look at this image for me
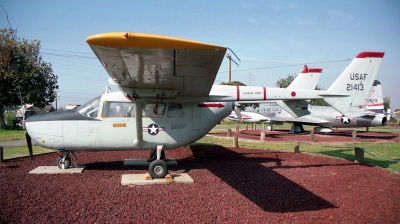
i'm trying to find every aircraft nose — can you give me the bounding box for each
[26,110,65,123]
[25,110,65,138]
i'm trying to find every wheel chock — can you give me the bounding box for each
[144,173,173,180]
[165,174,173,181]
[144,173,153,180]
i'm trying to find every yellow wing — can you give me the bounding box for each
[86,32,227,99]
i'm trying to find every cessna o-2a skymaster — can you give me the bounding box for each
[25,32,384,178]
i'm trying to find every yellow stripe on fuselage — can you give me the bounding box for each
[86,32,226,50]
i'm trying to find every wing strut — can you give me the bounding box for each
[133,99,143,147]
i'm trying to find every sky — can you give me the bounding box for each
[2,0,400,110]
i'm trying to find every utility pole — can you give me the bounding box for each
[225,49,240,83]
[247,73,254,86]
[55,90,58,111]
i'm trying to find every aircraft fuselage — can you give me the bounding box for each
[26,91,232,151]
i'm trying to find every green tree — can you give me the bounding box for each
[310,85,329,106]
[0,28,58,128]
[219,81,258,110]
[383,97,390,111]
[275,74,295,88]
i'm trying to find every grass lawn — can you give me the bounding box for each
[0,128,26,141]
[2,146,55,160]
[195,135,400,173]
[214,120,400,134]
[1,124,399,173]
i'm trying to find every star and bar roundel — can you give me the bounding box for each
[143,123,165,136]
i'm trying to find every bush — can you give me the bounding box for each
[5,113,16,127]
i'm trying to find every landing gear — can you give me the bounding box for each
[267,125,273,131]
[147,148,165,162]
[148,145,168,178]
[56,151,78,169]
[57,156,71,169]
[149,160,168,178]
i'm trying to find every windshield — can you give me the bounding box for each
[77,95,101,118]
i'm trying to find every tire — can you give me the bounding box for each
[149,160,168,178]
[56,156,71,169]
[267,125,273,131]
[147,149,165,162]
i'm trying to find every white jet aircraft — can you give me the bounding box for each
[227,65,322,123]
[24,32,384,178]
[228,75,388,133]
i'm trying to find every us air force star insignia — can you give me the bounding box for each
[148,124,159,135]
[341,116,350,124]
[142,123,165,136]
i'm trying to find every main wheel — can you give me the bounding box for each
[147,149,165,162]
[149,160,168,178]
[267,125,273,131]
[56,156,71,169]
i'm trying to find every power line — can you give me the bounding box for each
[218,58,351,73]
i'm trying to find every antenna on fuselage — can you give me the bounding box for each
[105,86,111,93]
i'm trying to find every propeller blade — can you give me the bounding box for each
[25,131,33,160]
[234,107,243,122]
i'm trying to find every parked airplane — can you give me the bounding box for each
[24,32,384,178]
[229,80,388,133]
[227,65,322,123]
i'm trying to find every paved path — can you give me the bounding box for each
[0,140,37,149]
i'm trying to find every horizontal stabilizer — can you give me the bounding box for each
[274,100,310,118]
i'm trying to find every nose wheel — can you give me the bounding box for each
[56,151,78,169]
[148,145,168,178]
[57,156,71,169]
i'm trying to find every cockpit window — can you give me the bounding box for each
[143,103,165,118]
[77,95,101,118]
[102,101,135,118]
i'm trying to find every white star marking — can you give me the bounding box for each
[149,124,158,134]
[341,116,350,124]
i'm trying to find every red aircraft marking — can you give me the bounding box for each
[198,103,225,108]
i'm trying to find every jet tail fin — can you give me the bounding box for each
[323,52,385,118]
[279,66,323,117]
[287,65,323,90]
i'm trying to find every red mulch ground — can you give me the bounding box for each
[0,143,399,223]
[212,129,400,143]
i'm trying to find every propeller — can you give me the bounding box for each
[26,131,33,159]
[233,103,243,122]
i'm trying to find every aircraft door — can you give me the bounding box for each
[141,103,167,146]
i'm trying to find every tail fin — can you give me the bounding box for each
[364,80,384,114]
[287,65,323,90]
[275,66,323,117]
[324,52,385,118]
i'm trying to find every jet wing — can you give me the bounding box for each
[86,32,227,100]
[267,114,329,125]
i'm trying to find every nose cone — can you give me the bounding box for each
[26,111,64,138]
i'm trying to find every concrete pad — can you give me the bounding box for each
[121,173,194,185]
[123,159,178,166]
[29,166,85,174]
